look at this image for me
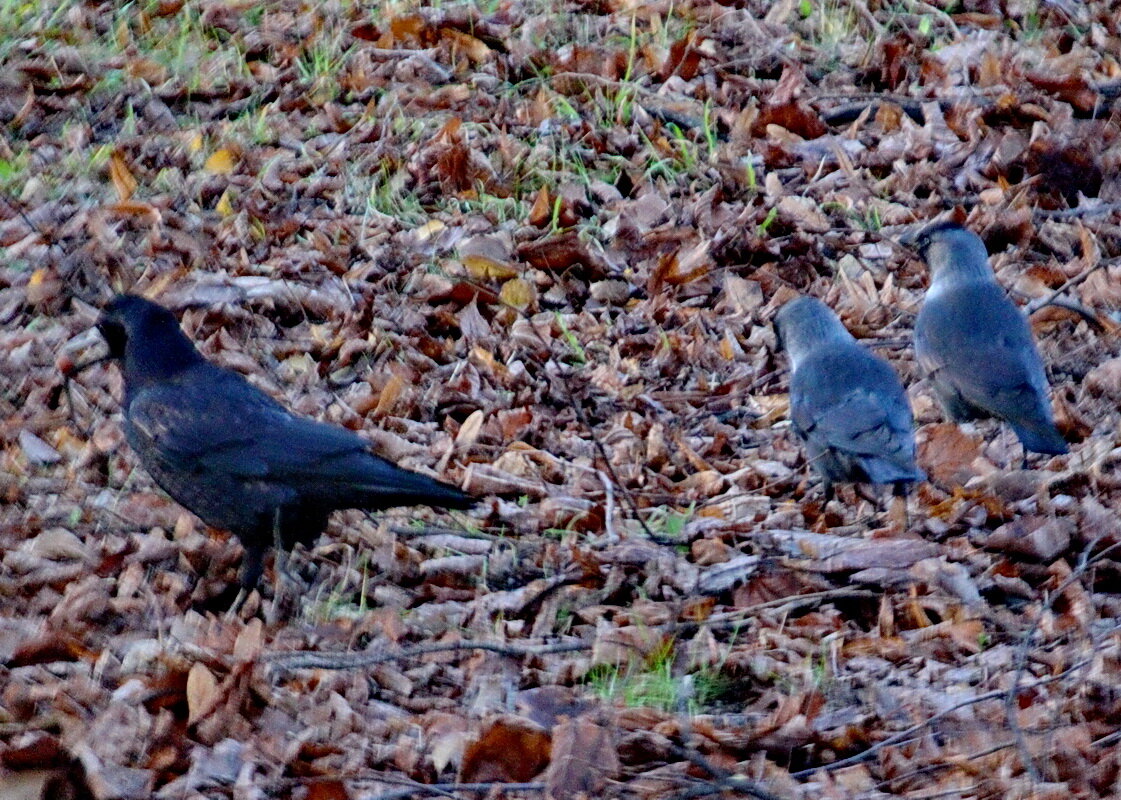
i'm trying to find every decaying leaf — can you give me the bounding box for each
[459,716,551,783]
[545,715,619,800]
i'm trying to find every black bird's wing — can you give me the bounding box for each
[126,364,471,523]
[791,348,923,485]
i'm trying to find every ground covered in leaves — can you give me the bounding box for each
[3,1,1121,798]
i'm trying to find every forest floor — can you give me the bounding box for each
[2,1,1121,798]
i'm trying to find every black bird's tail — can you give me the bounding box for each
[381,482,477,511]
[351,466,477,512]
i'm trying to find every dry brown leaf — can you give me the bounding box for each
[459,716,551,783]
[108,151,137,201]
[528,185,552,227]
[442,28,491,63]
[373,373,406,418]
[454,408,485,449]
[232,618,263,662]
[985,517,1073,561]
[916,423,985,487]
[545,715,619,800]
[186,662,219,725]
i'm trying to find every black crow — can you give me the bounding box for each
[96,294,475,587]
[912,221,1068,455]
[775,295,925,501]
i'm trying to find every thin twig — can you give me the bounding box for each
[597,469,617,542]
[357,781,545,800]
[266,639,589,671]
[1024,257,1115,317]
[842,0,885,37]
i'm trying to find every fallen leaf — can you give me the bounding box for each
[204,148,237,174]
[460,716,551,783]
[109,151,138,201]
[545,715,619,800]
[186,662,219,725]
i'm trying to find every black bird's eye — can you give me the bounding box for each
[98,317,128,358]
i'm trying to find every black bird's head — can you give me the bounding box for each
[773,295,853,368]
[98,294,204,387]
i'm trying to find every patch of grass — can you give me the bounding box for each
[296,34,355,103]
[646,503,694,540]
[447,190,529,225]
[586,641,733,713]
[304,550,371,623]
[554,312,587,366]
[757,206,778,236]
[362,163,427,226]
[800,0,860,52]
[0,151,28,194]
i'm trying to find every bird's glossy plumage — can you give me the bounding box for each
[97,294,475,586]
[912,223,1068,455]
[775,296,924,499]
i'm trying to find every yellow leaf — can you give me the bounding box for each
[29,268,46,287]
[108,151,137,201]
[414,219,446,242]
[204,148,236,174]
[462,254,518,280]
[188,132,204,153]
[499,277,535,310]
[215,188,234,217]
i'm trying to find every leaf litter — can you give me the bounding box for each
[2,1,1121,798]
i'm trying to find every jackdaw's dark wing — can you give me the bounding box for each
[791,348,923,485]
[915,283,1066,453]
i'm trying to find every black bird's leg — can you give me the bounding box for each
[240,543,265,589]
[267,508,287,622]
[225,542,264,619]
[272,508,286,579]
